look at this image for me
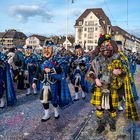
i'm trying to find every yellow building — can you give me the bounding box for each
[0,29,27,48]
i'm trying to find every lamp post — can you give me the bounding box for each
[65,0,74,50]
[65,0,69,50]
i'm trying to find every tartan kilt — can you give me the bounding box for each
[90,87,119,108]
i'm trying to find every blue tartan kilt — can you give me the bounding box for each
[59,78,72,107]
[50,82,59,105]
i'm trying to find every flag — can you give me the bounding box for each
[71,0,74,3]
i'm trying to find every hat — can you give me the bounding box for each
[24,46,32,50]
[16,46,23,49]
[75,44,82,50]
[98,34,111,47]
[44,41,54,47]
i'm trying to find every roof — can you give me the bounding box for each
[59,36,75,44]
[0,32,5,38]
[0,29,27,39]
[75,8,111,27]
[111,26,129,37]
[29,34,46,41]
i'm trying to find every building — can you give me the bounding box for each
[25,34,47,49]
[59,36,75,48]
[111,26,140,52]
[75,8,111,51]
[0,29,27,48]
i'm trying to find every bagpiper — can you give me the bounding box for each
[88,34,139,134]
[70,44,89,101]
[32,41,72,122]
[24,46,38,95]
[0,50,16,108]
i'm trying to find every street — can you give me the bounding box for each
[0,69,140,140]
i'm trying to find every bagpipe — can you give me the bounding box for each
[72,57,87,75]
[41,60,57,84]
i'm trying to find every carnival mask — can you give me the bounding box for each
[25,49,32,56]
[43,46,53,59]
[75,48,83,57]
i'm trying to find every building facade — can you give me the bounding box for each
[111,26,140,52]
[75,8,111,51]
[25,34,46,49]
[59,36,75,48]
[0,29,27,48]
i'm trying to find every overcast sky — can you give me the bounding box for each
[0,0,140,37]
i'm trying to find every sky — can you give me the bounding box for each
[0,0,140,37]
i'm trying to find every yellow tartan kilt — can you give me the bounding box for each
[90,87,119,108]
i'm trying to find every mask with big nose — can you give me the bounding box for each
[43,46,53,59]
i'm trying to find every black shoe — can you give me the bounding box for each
[41,117,50,122]
[110,124,116,132]
[55,115,60,119]
[73,98,79,101]
[96,125,105,134]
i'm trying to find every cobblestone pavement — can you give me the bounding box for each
[0,83,93,140]
[77,67,140,140]
[0,68,140,140]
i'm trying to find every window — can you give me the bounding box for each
[88,21,94,26]
[90,16,92,19]
[79,21,82,25]
[88,27,94,32]
[95,27,98,31]
[88,33,93,39]
[84,34,87,38]
[95,34,97,38]
[85,21,88,25]
[78,28,82,32]
[95,40,97,44]
[88,40,93,43]
[84,28,87,31]
[94,22,98,26]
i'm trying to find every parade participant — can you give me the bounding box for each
[7,47,18,81]
[13,46,25,90]
[0,50,16,108]
[122,48,139,101]
[57,48,70,78]
[24,46,38,95]
[88,34,139,134]
[127,49,137,77]
[70,44,89,101]
[32,41,72,122]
